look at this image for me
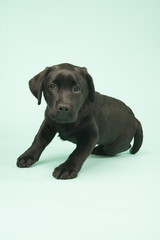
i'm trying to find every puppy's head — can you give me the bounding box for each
[29,63,95,123]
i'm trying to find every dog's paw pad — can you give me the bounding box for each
[17,157,36,168]
[52,166,77,180]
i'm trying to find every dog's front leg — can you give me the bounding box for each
[17,120,57,168]
[53,131,98,179]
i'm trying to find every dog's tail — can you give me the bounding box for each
[130,119,143,154]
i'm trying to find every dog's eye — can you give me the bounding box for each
[73,85,81,93]
[50,84,56,91]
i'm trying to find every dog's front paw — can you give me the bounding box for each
[53,164,78,180]
[17,155,37,168]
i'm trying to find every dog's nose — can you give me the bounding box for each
[58,104,70,112]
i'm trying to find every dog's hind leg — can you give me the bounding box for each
[92,133,132,157]
[103,141,131,156]
[92,145,106,156]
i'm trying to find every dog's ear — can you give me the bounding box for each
[29,67,50,105]
[82,67,95,102]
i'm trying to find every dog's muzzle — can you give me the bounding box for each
[49,104,77,123]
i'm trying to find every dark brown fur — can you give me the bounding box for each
[17,63,143,179]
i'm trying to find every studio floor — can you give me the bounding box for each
[1,137,160,240]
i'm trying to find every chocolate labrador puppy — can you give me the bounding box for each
[17,63,143,179]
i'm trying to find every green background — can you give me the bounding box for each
[0,0,160,239]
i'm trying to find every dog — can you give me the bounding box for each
[17,63,143,179]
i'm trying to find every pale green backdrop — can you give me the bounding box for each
[0,0,160,240]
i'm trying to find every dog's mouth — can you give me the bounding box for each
[49,114,78,124]
[53,118,76,124]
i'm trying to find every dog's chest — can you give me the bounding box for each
[57,126,77,144]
